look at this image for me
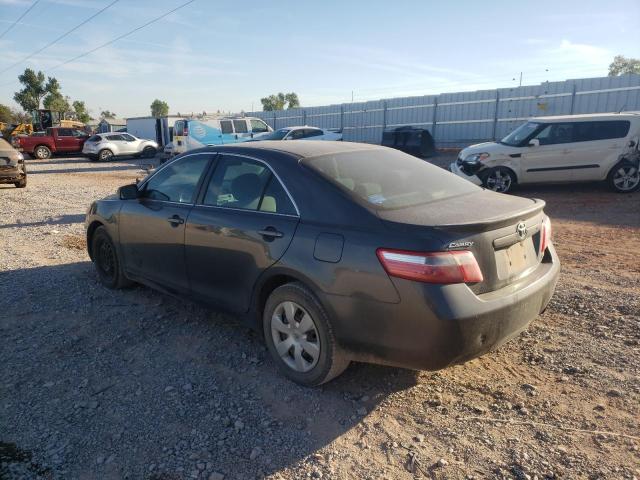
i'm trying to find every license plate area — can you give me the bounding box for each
[494,239,537,280]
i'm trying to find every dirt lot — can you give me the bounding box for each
[1,153,639,480]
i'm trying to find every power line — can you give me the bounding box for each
[0,0,41,40]
[51,0,197,71]
[0,0,120,76]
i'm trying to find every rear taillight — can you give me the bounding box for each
[376,249,483,284]
[540,217,552,255]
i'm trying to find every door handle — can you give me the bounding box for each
[167,215,184,226]
[258,227,283,239]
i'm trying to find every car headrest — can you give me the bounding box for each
[231,173,262,204]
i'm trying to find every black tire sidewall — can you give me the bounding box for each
[263,283,343,386]
[92,227,122,289]
[143,147,156,158]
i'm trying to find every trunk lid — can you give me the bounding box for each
[377,190,547,294]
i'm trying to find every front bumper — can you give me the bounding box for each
[450,160,483,185]
[323,245,560,371]
[0,166,25,183]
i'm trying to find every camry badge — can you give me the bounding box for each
[448,241,474,249]
[516,221,527,241]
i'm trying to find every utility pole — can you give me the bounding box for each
[519,72,523,87]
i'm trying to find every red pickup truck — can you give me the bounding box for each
[16,127,90,159]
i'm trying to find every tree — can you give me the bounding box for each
[608,55,640,76]
[0,104,12,124]
[44,94,71,116]
[13,68,48,111]
[261,92,300,111]
[284,92,300,109]
[73,101,92,123]
[150,99,169,117]
[100,110,117,119]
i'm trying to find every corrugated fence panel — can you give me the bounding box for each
[243,74,640,147]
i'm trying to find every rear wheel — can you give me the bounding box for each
[98,149,114,162]
[483,167,516,193]
[91,226,132,289]
[34,145,51,159]
[263,283,349,386]
[142,146,156,158]
[608,160,640,193]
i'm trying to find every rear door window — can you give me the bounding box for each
[573,120,630,141]
[203,156,297,215]
[57,128,73,137]
[304,128,324,138]
[233,120,248,133]
[220,121,233,134]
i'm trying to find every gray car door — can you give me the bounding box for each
[118,153,212,293]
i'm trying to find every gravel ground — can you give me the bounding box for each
[0,153,639,480]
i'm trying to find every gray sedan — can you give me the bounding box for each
[83,132,158,161]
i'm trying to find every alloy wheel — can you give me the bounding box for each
[485,169,512,192]
[100,150,113,161]
[270,301,320,373]
[612,165,640,192]
[35,147,49,159]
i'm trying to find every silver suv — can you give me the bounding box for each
[83,133,158,161]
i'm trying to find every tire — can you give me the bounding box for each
[607,160,640,193]
[142,146,157,158]
[263,282,350,386]
[14,176,26,188]
[482,167,516,193]
[34,145,51,159]
[98,149,114,162]
[91,226,132,289]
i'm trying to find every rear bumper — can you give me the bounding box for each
[323,244,560,371]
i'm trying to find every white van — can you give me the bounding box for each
[450,112,640,193]
[172,117,272,155]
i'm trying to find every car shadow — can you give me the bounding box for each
[1,262,419,479]
[0,213,85,229]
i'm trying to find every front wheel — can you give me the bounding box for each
[14,176,27,188]
[91,226,132,289]
[142,146,157,158]
[608,160,640,193]
[263,283,349,386]
[483,167,516,193]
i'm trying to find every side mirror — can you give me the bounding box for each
[528,138,540,147]
[119,183,139,200]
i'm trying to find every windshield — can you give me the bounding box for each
[262,128,290,140]
[500,122,541,146]
[304,148,480,210]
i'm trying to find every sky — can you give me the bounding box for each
[0,0,639,119]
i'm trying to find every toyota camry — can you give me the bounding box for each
[85,141,559,386]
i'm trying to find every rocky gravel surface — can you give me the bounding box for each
[1,154,639,479]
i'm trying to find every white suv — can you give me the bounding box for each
[450,112,640,193]
[83,133,158,162]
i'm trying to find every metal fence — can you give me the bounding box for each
[246,74,640,148]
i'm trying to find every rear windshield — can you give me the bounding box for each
[304,148,480,210]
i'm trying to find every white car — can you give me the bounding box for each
[83,132,158,162]
[450,112,640,193]
[257,126,343,141]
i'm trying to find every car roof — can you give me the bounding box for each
[530,111,640,123]
[276,126,322,131]
[216,140,382,159]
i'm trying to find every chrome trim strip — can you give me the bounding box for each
[191,203,299,218]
